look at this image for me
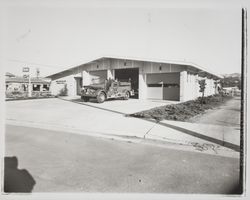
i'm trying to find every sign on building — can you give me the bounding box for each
[23,67,30,72]
[56,80,66,84]
[23,74,29,78]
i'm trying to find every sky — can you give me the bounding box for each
[0,0,243,77]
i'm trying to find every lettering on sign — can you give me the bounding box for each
[23,67,30,72]
[56,80,66,84]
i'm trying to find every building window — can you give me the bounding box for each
[43,84,49,91]
[147,83,179,88]
[147,83,162,87]
[33,84,41,91]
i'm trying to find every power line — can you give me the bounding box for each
[7,59,64,69]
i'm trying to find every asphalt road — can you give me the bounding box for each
[4,124,240,194]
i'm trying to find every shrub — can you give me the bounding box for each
[58,84,68,96]
[130,94,231,122]
[6,91,28,98]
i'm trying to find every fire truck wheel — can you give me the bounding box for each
[97,92,106,103]
[124,91,130,100]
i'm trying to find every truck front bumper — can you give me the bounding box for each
[81,93,97,98]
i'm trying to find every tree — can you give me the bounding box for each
[198,79,206,105]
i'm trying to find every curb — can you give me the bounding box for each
[6,119,239,158]
[5,96,56,101]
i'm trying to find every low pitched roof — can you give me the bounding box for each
[6,77,51,84]
[46,56,222,79]
[5,72,16,77]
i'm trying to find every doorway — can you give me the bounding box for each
[75,77,82,95]
[115,68,139,98]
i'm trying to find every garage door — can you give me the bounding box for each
[146,73,180,101]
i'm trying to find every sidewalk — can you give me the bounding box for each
[147,120,240,151]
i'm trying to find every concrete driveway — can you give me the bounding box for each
[5,97,240,157]
[5,98,169,140]
[60,96,179,114]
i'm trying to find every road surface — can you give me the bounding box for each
[4,124,240,193]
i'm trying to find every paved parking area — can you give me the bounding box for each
[5,98,176,143]
[61,96,179,114]
[5,98,157,139]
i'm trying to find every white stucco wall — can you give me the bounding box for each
[50,75,76,96]
[198,77,216,97]
[138,68,147,100]
[82,71,91,86]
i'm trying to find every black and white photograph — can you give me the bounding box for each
[0,0,248,199]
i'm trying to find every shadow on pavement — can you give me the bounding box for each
[4,156,36,193]
[59,98,240,152]
[227,108,241,112]
[69,98,125,115]
[157,121,240,152]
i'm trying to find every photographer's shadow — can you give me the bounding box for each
[4,156,36,193]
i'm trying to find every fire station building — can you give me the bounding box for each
[47,56,221,102]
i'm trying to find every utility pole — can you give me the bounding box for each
[28,72,32,97]
[23,67,31,97]
[36,68,40,78]
[240,8,247,195]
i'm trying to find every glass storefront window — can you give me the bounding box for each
[33,84,40,91]
[43,84,49,91]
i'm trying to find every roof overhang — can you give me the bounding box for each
[46,55,223,80]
